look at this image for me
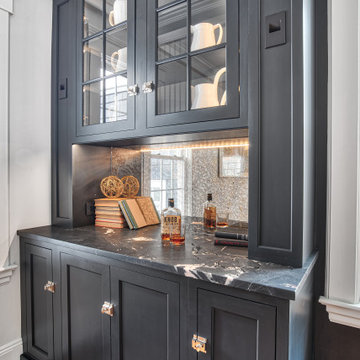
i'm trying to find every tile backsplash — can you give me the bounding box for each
[111,141,248,222]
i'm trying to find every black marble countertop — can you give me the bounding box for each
[18,220,317,301]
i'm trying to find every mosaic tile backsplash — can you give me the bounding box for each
[111,143,248,222]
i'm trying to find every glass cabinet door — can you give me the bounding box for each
[146,0,240,128]
[78,0,136,136]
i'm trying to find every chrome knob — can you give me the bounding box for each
[44,281,56,294]
[101,301,114,317]
[128,84,139,96]
[142,81,154,93]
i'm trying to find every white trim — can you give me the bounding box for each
[356,0,360,303]
[0,0,13,14]
[320,297,360,329]
[0,264,17,286]
[0,338,22,358]
[0,7,11,270]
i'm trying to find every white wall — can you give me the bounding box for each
[320,0,360,329]
[0,0,52,358]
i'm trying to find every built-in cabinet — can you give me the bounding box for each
[52,0,316,268]
[20,238,308,360]
[54,0,247,144]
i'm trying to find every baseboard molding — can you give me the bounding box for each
[0,338,22,359]
[320,296,360,329]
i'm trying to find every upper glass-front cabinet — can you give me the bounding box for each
[146,0,240,128]
[78,0,136,136]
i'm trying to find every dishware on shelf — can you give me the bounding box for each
[190,22,223,52]
[111,47,127,72]
[191,67,226,109]
[109,0,127,26]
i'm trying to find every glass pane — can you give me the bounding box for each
[158,3,187,61]
[158,0,176,8]
[105,75,128,122]
[83,36,103,82]
[83,81,104,125]
[190,0,226,51]
[106,0,127,28]
[191,48,226,110]
[157,59,187,115]
[105,25,127,76]
[84,0,103,37]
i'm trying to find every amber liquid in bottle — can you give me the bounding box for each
[161,199,182,243]
[203,193,216,229]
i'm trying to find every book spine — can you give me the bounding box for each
[119,201,134,230]
[122,201,139,229]
[214,232,248,240]
[214,239,249,247]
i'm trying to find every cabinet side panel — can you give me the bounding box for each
[52,0,76,225]
[259,0,292,250]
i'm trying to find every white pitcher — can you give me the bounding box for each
[109,0,127,26]
[191,67,226,110]
[190,22,223,51]
[111,47,127,72]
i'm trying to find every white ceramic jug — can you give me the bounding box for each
[111,47,127,72]
[191,67,226,110]
[109,0,127,26]
[190,22,223,51]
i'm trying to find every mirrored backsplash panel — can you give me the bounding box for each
[110,138,249,222]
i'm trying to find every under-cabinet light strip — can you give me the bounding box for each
[140,143,249,152]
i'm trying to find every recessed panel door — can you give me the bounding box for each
[111,267,180,360]
[196,289,276,360]
[60,253,111,360]
[25,244,54,360]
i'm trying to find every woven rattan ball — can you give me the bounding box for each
[121,176,140,198]
[100,176,124,198]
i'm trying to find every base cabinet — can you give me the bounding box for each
[111,268,179,360]
[197,290,276,360]
[20,238,312,360]
[24,244,54,360]
[60,253,111,360]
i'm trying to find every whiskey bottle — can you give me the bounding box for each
[161,198,182,241]
[203,193,216,229]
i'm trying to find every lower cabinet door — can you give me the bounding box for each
[196,290,276,360]
[60,253,111,360]
[110,267,180,360]
[24,244,54,360]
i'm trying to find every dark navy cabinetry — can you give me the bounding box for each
[19,230,315,360]
[52,0,316,269]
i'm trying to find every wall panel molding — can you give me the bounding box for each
[0,5,12,270]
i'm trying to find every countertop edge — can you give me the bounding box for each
[18,229,317,301]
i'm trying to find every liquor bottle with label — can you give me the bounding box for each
[161,198,182,241]
[203,193,216,229]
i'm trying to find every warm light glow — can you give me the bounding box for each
[140,142,249,152]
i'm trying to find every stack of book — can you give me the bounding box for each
[94,198,128,229]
